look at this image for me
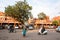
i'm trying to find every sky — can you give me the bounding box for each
[0,0,60,20]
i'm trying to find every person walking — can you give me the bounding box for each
[22,25,27,37]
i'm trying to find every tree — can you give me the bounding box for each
[58,20,60,25]
[29,13,33,19]
[52,20,59,26]
[38,12,46,20]
[5,1,32,24]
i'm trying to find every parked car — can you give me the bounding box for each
[0,26,3,29]
[28,25,34,30]
[15,25,19,29]
[56,26,60,32]
[0,25,5,30]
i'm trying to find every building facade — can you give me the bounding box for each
[0,12,20,27]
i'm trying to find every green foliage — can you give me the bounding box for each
[52,20,59,25]
[58,20,60,24]
[38,12,46,20]
[5,1,32,24]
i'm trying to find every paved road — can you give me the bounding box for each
[0,29,60,40]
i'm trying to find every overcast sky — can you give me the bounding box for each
[0,0,60,20]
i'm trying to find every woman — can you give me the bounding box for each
[22,25,27,37]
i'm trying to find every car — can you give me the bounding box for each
[15,26,19,29]
[28,25,34,30]
[0,25,4,30]
[0,26,3,29]
[56,26,60,32]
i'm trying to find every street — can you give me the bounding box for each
[0,29,60,40]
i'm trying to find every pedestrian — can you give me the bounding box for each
[41,25,45,33]
[9,25,14,33]
[22,25,27,37]
[38,25,47,35]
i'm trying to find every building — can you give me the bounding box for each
[52,16,60,21]
[28,16,52,29]
[52,16,60,26]
[0,12,21,28]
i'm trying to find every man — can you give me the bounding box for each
[38,25,47,35]
[9,25,14,33]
